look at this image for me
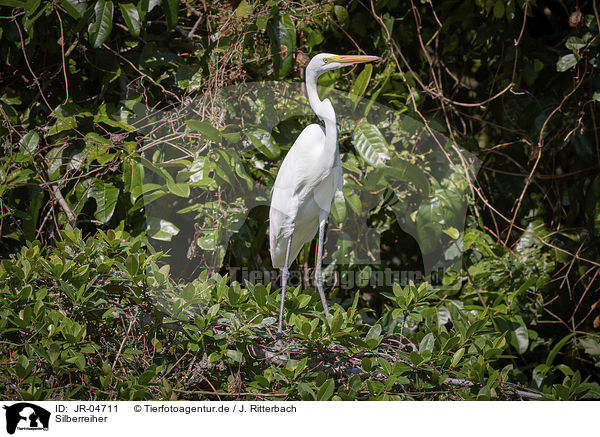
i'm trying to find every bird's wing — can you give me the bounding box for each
[269,124,326,268]
[270,124,326,225]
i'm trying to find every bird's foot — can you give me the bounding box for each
[272,331,289,350]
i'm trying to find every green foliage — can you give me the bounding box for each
[352,120,390,168]
[0,229,596,400]
[268,14,296,79]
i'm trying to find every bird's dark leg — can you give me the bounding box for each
[277,237,293,338]
[315,218,330,316]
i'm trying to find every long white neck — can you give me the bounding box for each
[305,69,337,153]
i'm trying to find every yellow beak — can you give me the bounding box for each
[326,55,381,65]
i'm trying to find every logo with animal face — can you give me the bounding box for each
[3,403,50,435]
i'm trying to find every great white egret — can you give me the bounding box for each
[269,53,380,336]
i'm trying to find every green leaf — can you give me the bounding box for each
[451,347,464,367]
[162,0,178,31]
[246,129,280,160]
[301,322,311,337]
[147,217,180,241]
[330,190,346,223]
[556,54,577,72]
[68,145,86,171]
[366,323,382,340]
[580,337,600,356]
[330,310,343,334]
[197,229,218,250]
[166,180,190,198]
[298,383,316,400]
[566,35,590,52]
[88,179,119,223]
[267,15,296,79]
[352,120,390,167]
[409,351,423,366]
[253,284,267,307]
[123,159,144,202]
[186,120,222,143]
[208,303,220,318]
[305,29,323,48]
[85,132,111,164]
[207,351,222,363]
[175,66,203,92]
[377,357,392,376]
[546,333,576,367]
[125,254,139,276]
[384,157,430,196]
[138,0,149,21]
[443,227,460,239]
[138,365,158,385]
[23,186,43,240]
[512,324,529,354]
[508,277,537,308]
[48,115,77,136]
[139,156,174,183]
[256,15,268,30]
[294,358,308,377]
[94,104,134,131]
[59,0,87,19]
[333,5,349,26]
[350,64,372,107]
[317,378,334,401]
[24,0,40,15]
[88,0,114,49]
[46,147,63,180]
[343,189,362,215]
[19,131,39,155]
[556,364,574,376]
[119,3,141,37]
[16,355,33,379]
[419,332,435,352]
[361,357,372,372]
[493,0,504,19]
[296,294,311,309]
[235,0,252,17]
[226,349,243,362]
[0,0,26,7]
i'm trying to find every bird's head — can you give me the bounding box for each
[304,53,380,123]
[307,53,381,75]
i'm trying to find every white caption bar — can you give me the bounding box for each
[0,401,596,436]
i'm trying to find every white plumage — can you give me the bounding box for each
[270,124,342,269]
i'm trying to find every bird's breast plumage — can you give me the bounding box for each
[269,123,341,268]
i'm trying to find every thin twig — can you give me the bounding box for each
[15,19,52,111]
[112,310,138,371]
[49,184,76,228]
[55,8,69,104]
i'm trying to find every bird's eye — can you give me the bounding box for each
[323,58,333,65]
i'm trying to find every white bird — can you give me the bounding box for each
[269,53,380,336]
